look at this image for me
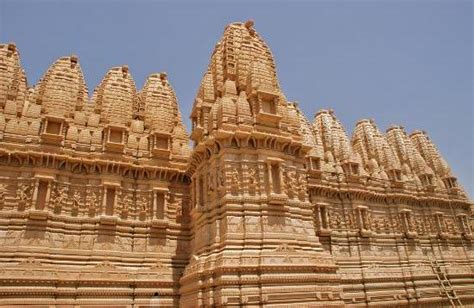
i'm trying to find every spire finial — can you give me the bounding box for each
[244,20,254,29]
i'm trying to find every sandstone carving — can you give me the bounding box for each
[0,21,471,307]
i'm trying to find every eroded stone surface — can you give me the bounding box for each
[0,21,471,307]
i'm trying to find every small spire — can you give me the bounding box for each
[410,130,423,137]
[70,55,78,65]
[7,43,16,52]
[356,119,371,126]
[386,124,400,133]
[6,43,16,57]
[244,20,254,29]
[315,109,329,118]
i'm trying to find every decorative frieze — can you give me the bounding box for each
[0,19,471,308]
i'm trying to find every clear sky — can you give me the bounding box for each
[1,0,472,196]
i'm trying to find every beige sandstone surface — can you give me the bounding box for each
[0,21,471,307]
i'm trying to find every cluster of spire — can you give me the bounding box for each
[0,43,190,159]
[188,21,466,198]
[300,106,463,194]
[0,20,466,197]
[190,21,308,143]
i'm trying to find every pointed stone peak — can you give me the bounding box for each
[386,125,436,187]
[352,118,401,180]
[313,109,363,169]
[198,20,281,100]
[33,55,88,118]
[290,103,323,157]
[410,130,453,179]
[0,42,28,112]
[140,72,183,134]
[91,65,137,125]
[190,21,297,144]
[171,110,191,159]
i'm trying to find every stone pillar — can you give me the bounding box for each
[267,161,272,194]
[400,209,417,238]
[457,214,472,239]
[242,163,249,196]
[435,212,447,239]
[279,163,285,194]
[152,191,157,219]
[101,186,107,215]
[195,177,200,209]
[316,202,331,236]
[316,204,323,229]
[45,181,52,207]
[356,205,371,237]
[192,176,196,209]
[32,179,40,208]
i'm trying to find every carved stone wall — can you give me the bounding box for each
[182,146,343,307]
[307,114,473,307]
[0,20,472,307]
[0,166,191,306]
[0,42,192,307]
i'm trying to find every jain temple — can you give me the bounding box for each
[0,21,472,307]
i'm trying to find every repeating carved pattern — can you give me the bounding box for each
[0,42,191,306]
[0,20,471,308]
[0,183,8,208]
[121,190,134,217]
[51,183,67,212]
[17,182,33,207]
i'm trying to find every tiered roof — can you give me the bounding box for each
[32,55,88,118]
[92,65,137,125]
[0,43,27,114]
[0,46,191,173]
[0,21,467,198]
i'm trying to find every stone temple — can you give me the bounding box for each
[0,21,472,307]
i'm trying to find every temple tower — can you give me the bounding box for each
[179,21,344,307]
[0,22,471,307]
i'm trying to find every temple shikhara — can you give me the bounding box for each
[0,20,472,307]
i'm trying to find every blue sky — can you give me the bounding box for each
[1,0,472,196]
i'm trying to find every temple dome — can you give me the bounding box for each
[312,109,367,176]
[197,20,280,98]
[171,111,191,158]
[140,72,178,133]
[314,109,353,162]
[196,71,215,104]
[386,125,433,181]
[293,104,324,159]
[0,43,28,113]
[352,119,401,179]
[32,55,88,118]
[91,65,137,125]
[410,130,452,178]
[190,21,298,143]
